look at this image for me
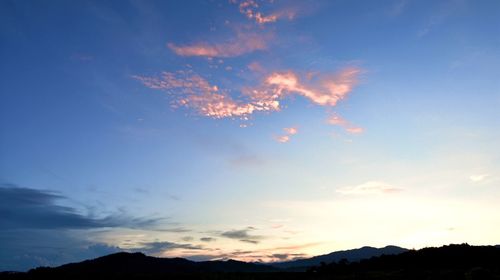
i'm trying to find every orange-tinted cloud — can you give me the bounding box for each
[168,31,269,58]
[247,61,265,73]
[233,0,296,25]
[276,135,290,143]
[133,71,279,119]
[327,113,364,135]
[275,127,298,143]
[284,127,298,135]
[327,113,348,126]
[134,67,362,130]
[345,127,364,134]
[263,67,360,106]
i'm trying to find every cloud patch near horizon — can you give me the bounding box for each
[220,227,264,244]
[133,241,204,256]
[336,181,402,195]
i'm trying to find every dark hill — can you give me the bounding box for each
[273,245,407,270]
[312,243,500,279]
[19,252,278,279]
[3,244,500,279]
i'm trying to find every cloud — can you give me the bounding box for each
[167,31,270,58]
[417,0,465,37]
[247,61,265,73]
[232,0,296,25]
[275,127,298,143]
[469,174,489,182]
[134,67,362,131]
[345,127,364,134]
[271,253,306,261]
[0,229,121,271]
[133,241,204,256]
[0,184,164,230]
[388,0,409,16]
[283,127,298,135]
[264,67,360,106]
[336,181,403,195]
[276,135,290,143]
[220,227,263,244]
[243,67,361,115]
[133,70,280,119]
[200,237,216,242]
[327,113,364,134]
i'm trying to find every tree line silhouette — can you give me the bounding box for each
[1,243,500,279]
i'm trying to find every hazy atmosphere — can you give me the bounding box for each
[1,0,499,272]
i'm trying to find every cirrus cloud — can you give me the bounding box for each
[167,31,270,58]
[336,181,403,195]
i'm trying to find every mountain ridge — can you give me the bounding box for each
[271,245,408,270]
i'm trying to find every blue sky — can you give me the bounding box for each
[1,0,499,271]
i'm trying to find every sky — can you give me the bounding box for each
[1,0,500,272]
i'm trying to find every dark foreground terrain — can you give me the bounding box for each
[2,244,500,279]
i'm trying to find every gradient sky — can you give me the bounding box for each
[1,0,500,272]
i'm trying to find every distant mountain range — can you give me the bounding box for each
[272,245,407,270]
[2,244,500,279]
[28,252,278,274]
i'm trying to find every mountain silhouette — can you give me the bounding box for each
[272,245,407,270]
[311,243,500,279]
[3,244,500,279]
[25,252,278,275]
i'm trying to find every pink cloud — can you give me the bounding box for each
[345,127,364,134]
[241,67,360,113]
[327,113,348,126]
[275,127,298,143]
[247,61,265,73]
[284,127,298,135]
[276,135,290,143]
[327,113,364,135]
[133,67,362,135]
[233,0,296,25]
[263,67,360,106]
[133,71,279,119]
[168,31,269,58]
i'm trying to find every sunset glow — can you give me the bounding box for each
[1,0,499,272]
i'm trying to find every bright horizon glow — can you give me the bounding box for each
[1,0,499,271]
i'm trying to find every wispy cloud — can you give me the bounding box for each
[275,127,298,143]
[219,227,263,244]
[134,64,362,140]
[417,0,466,37]
[250,67,361,107]
[134,67,362,134]
[0,184,165,230]
[336,181,402,195]
[200,237,216,242]
[327,113,364,134]
[133,241,204,256]
[133,70,279,119]
[469,174,489,182]
[232,0,296,25]
[167,31,270,58]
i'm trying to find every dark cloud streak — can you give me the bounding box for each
[0,184,164,230]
